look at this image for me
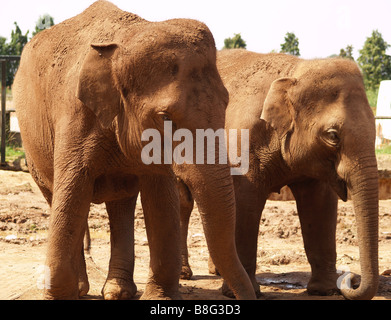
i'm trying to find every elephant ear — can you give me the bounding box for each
[76,43,121,129]
[260,77,297,137]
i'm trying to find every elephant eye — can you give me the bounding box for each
[323,129,340,147]
[157,111,177,129]
[158,112,172,122]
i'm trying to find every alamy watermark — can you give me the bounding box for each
[36,265,51,290]
[336,265,353,290]
[141,121,249,175]
[36,14,53,30]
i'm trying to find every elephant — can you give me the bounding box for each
[13,1,255,300]
[179,49,379,300]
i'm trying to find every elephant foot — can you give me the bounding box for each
[180,265,193,280]
[221,281,235,299]
[44,287,80,300]
[307,273,340,296]
[78,254,89,297]
[221,278,262,299]
[43,267,80,299]
[208,256,220,276]
[102,278,137,300]
[78,279,90,297]
[141,283,182,300]
[307,285,339,296]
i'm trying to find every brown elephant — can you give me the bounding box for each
[13,1,255,300]
[179,49,379,300]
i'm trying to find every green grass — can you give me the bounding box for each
[6,145,25,162]
[366,88,379,109]
[376,144,391,155]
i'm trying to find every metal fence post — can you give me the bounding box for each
[1,60,6,165]
[0,55,20,166]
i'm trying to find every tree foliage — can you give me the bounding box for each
[0,37,6,54]
[358,30,391,91]
[1,23,29,86]
[223,33,247,49]
[339,45,354,60]
[0,14,54,87]
[32,14,55,37]
[280,32,300,56]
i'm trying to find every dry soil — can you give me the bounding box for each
[0,169,390,300]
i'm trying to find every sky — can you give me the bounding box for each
[1,0,391,60]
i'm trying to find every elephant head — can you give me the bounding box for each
[76,19,254,299]
[261,59,379,300]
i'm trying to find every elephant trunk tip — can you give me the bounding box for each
[341,161,379,300]
[340,273,379,300]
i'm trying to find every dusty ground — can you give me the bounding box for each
[0,169,390,300]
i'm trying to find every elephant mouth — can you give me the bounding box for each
[330,176,348,202]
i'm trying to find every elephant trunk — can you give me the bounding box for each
[179,164,256,300]
[340,158,379,300]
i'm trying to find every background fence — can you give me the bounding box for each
[0,55,20,165]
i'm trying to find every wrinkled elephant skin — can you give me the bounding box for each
[13,1,255,300]
[179,50,379,300]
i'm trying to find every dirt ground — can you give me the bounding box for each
[0,169,390,300]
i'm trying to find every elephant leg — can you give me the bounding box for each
[84,226,91,254]
[178,180,195,280]
[289,179,339,296]
[26,158,90,298]
[78,226,92,297]
[44,167,93,299]
[208,253,220,275]
[79,222,91,297]
[78,244,89,297]
[102,197,138,300]
[222,177,265,298]
[139,175,181,300]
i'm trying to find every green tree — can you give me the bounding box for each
[223,33,247,49]
[0,36,7,55]
[357,30,391,91]
[0,14,55,87]
[339,45,354,60]
[4,22,29,86]
[32,14,55,37]
[280,32,300,56]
